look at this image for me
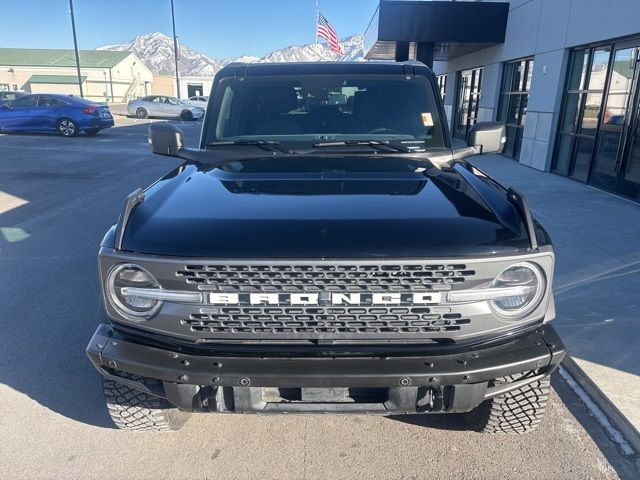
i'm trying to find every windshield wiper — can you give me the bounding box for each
[312,140,415,153]
[207,140,292,154]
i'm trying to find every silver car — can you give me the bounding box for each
[127,95,204,120]
[187,95,209,108]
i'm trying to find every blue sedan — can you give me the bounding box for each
[0,93,114,136]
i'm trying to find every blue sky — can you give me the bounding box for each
[0,0,379,59]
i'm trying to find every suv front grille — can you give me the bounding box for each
[176,263,476,293]
[183,306,471,336]
[170,262,481,340]
[99,253,554,343]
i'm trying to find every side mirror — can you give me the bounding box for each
[148,122,184,156]
[467,122,506,154]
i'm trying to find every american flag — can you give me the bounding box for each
[316,12,343,54]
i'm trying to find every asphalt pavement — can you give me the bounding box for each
[0,118,638,479]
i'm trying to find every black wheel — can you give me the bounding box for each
[464,373,551,434]
[57,118,79,137]
[180,110,193,121]
[136,107,148,119]
[102,372,190,432]
[85,129,100,135]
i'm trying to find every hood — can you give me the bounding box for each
[120,155,531,258]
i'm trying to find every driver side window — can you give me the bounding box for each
[10,95,37,108]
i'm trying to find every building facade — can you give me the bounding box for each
[0,49,153,103]
[180,76,213,99]
[365,0,640,201]
[151,74,214,99]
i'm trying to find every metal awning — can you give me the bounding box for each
[364,1,509,64]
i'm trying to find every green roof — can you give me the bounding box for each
[26,74,87,84]
[613,60,633,81]
[0,48,132,68]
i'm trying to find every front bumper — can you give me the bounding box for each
[87,324,565,414]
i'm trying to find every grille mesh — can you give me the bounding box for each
[176,263,476,293]
[183,306,471,336]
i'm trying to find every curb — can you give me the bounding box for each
[562,356,640,454]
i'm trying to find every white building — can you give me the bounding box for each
[0,48,153,102]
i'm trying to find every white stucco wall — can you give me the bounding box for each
[0,53,153,102]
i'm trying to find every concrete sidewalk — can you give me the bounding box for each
[470,154,640,440]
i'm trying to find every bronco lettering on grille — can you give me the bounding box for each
[209,292,442,306]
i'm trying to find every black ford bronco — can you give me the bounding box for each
[86,61,565,433]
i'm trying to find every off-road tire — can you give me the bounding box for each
[102,372,190,432]
[464,373,550,434]
[180,109,193,121]
[57,118,79,137]
[136,107,148,119]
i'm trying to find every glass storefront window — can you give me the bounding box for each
[436,74,447,102]
[567,49,589,90]
[454,67,483,140]
[553,47,607,180]
[554,135,575,175]
[497,58,533,159]
[586,48,611,90]
[553,38,640,201]
[580,92,603,135]
[560,93,582,133]
[571,137,595,182]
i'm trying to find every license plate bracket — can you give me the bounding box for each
[301,387,347,402]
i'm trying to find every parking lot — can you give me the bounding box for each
[0,117,638,479]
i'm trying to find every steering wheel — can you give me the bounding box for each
[367,127,401,135]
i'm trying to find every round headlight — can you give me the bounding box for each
[490,262,545,318]
[107,263,161,320]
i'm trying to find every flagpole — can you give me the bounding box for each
[68,0,84,98]
[315,0,319,45]
[171,0,181,99]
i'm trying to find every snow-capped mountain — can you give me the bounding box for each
[228,55,261,64]
[98,32,365,76]
[98,32,225,76]
[256,34,365,63]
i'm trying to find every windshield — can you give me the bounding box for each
[206,74,445,147]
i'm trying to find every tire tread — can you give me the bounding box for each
[102,372,189,432]
[464,373,551,434]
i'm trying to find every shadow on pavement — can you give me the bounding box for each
[389,412,469,431]
[0,122,187,428]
